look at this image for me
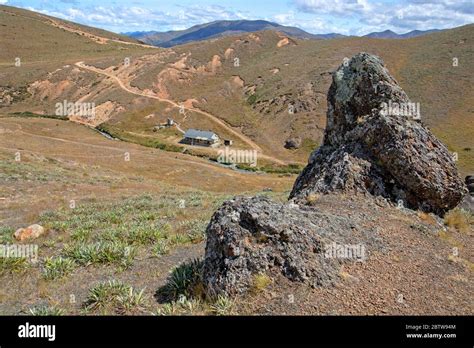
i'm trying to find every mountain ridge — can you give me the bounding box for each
[124,19,446,47]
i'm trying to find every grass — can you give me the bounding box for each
[157,258,204,302]
[36,194,220,271]
[63,241,136,269]
[236,162,303,175]
[153,240,170,257]
[155,258,237,315]
[0,257,29,275]
[96,123,183,153]
[155,298,204,316]
[0,226,14,244]
[444,208,472,233]
[9,111,68,121]
[251,273,272,293]
[305,193,320,206]
[209,295,235,316]
[84,280,147,315]
[29,305,65,316]
[42,257,76,280]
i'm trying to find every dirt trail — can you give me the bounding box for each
[75,62,287,165]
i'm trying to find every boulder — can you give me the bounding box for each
[202,52,466,297]
[284,137,302,149]
[290,53,465,215]
[14,224,45,241]
[202,196,380,296]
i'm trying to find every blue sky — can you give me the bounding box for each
[1,0,473,35]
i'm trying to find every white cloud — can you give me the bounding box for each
[0,0,9,4]
[24,4,252,32]
[293,0,474,34]
[293,0,373,16]
[272,11,348,34]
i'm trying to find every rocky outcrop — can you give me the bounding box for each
[202,52,465,296]
[290,53,465,215]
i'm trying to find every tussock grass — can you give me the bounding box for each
[0,226,14,244]
[29,305,65,316]
[155,298,203,316]
[209,295,235,316]
[84,280,146,314]
[63,241,135,268]
[157,258,204,302]
[36,194,218,273]
[251,273,272,292]
[444,208,472,233]
[0,257,29,275]
[42,257,76,280]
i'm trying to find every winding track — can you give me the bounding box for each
[75,62,287,165]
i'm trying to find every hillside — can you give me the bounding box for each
[119,25,474,174]
[0,5,156,86]
[0,5,472,318]
[1,5,472,175]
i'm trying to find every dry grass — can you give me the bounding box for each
[417,211,437,225]
[444,208,472,233]
[251,273,272,293]
[306,193,320,206]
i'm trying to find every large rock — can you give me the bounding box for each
[202,52,466,297]
[290,53,465,215]
[14,224,45,242]
[203,196,380,296]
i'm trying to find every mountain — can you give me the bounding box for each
[125,20,444,47]
[364,28,441,39]
[125,20,326,47]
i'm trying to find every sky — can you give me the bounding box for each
[1,0,473,35]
